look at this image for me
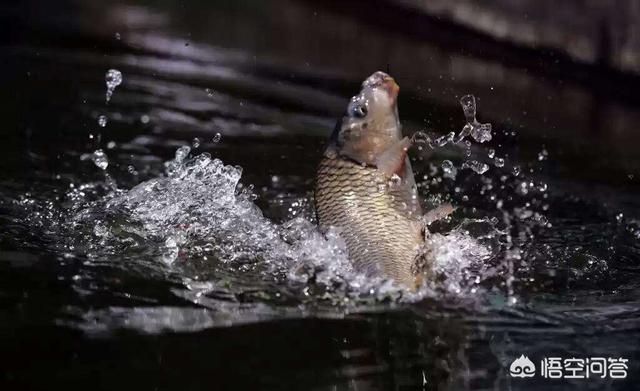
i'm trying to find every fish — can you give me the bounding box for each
[314,71,452,288]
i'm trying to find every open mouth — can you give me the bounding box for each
[363,71,400,101]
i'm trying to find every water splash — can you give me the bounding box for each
[105,69,123,103]
[42,143,502,305]
[458,95,492,143]
[413,95,495,177]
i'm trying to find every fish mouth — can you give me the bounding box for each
[362,71,399,101]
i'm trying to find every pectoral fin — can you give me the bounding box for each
[375,137,411,177]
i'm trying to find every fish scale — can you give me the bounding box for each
[315,156,424,286]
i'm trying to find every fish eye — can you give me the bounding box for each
[351,103,368,118]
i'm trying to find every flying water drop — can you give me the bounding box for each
[537,148,549,161]
[429,132,455,148]
[462,160,489,174]
[105,69,123,103]
[513,165,521,176]
[441,160,457,179]
[458,95,492,143]
[91,149,109,170]
[98,115,108,127]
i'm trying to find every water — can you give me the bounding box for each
[2,1,640,390]
[105,69,123,103]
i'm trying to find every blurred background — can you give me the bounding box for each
[4,0,640,184]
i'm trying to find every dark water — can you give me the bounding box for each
[2,1,640,390]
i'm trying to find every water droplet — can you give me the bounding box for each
[441,160,457,179]
[105,69,123,103]
[462,160,489,174]
[212,133,222,143]
[175,146,191,163]
[458,94,492,143]
[459,95,476,123]
[192,138,201,148]
[430,132,455,148]
[93,224,109,237]
[106,141,116,149]
[471,123,492,143]
[389,174,402,187]
[114,32,121,40]
[205,88,214,97]
[140,114,150,124]
[411,131,431,146]
[494,157,505,167]
[91,149,108,170]
[513,165,521,176]
[98,115,108,127]
[517,181,529,195]
[488,148,495,158]
[537,148,548,161]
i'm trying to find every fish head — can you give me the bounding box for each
[327,71,402,165]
